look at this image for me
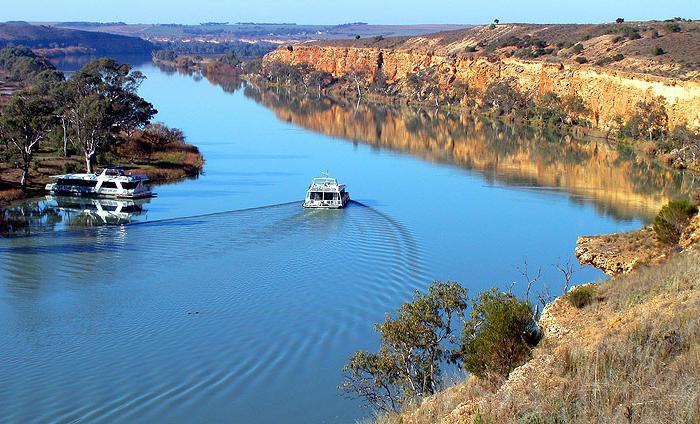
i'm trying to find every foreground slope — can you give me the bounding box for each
[379,247,700,423]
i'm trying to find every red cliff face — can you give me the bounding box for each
[264,45,700,132]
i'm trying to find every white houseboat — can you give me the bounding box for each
[303,175,350,209]
[45,167,154,199]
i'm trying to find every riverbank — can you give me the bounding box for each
[258,21,700,171]
[374,218,700,423]
[0,129,204,209]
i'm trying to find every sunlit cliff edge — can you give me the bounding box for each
[263,21,700,132]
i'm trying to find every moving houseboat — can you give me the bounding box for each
[303,175,350,209]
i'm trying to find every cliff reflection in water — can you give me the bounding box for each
[245,86,696,223]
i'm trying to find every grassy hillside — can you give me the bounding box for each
[0,22,154,55]
[318,20,700,79]
[375,247,700,423]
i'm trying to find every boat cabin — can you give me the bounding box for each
[303,176,350,209]
[45,167,154,199]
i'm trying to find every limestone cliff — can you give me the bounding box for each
[263,22,700,132]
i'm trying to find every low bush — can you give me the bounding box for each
[62,162,79,174]
[459,290,541,383]
[565,285,595,308]
[653,199,698,245]
[651,46,665,56]
[663,23,682,33]
[574,56,588,64]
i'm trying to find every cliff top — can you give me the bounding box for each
[302,20,700,79]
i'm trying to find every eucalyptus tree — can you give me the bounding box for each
[0,90,57,191]
[339,281,468,413]
[59,58,157,172]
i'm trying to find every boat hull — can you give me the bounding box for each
[303,194,350,209]
[45,185,154,199]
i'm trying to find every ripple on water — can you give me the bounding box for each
[0,201,426,423]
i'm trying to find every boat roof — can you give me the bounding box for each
[311,177,339,184]
[307,176,346,192]
[49,171,148,181]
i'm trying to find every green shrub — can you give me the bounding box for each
[566,285,595,308]
[459,290,541,383]
[62,162,79,174]
[653,199,698,245]
[618,26,641,40]
[574,56,588,64]
[340,281,469,413]
[663,23,682,33]
[595,57,613,66]
[651,46,665,56]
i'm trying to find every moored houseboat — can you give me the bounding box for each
[45,167,154,199]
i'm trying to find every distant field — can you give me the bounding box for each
[37,21,471,43]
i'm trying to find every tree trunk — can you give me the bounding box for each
[20,165,29,193]
[85,152,94,173]
[62,117,68,157]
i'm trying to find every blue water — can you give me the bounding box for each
[0,60,689,423]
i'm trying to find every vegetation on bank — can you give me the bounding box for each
[653,198,698,245]
[0,46,203,206]
[152,40,276,62]
[382,250,700,424]
[0,22,155,56]
[358,235,699,423]
[347,199,700,422]
[251,60,700,171]
[341,270,568,415]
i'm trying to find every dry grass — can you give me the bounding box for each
[376,250,700,423]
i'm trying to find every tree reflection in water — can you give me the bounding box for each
[242,85,698,223]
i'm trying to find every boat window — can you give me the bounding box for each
[122,182,139,190]
[323,192,338,201]
[101,181,118,189]
[58,179,97,187]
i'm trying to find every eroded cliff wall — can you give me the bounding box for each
[264,45,700,131]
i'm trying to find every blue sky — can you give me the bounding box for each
[6,0,698,25]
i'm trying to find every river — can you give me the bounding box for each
[0,58,695,423]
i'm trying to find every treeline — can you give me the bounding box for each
[0,22,155,55]
[258,62,590,125]
[0,46,63,89]
[0,47,163,192]
[152,41,277,59]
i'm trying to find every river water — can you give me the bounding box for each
[0,59,695,423]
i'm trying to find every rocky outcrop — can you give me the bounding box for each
[680,213,700,249]
[575,226,669,276]
[263,43,700,132]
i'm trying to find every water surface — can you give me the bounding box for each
[1,61,694,423]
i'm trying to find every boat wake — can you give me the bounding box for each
[0,199,426,423]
